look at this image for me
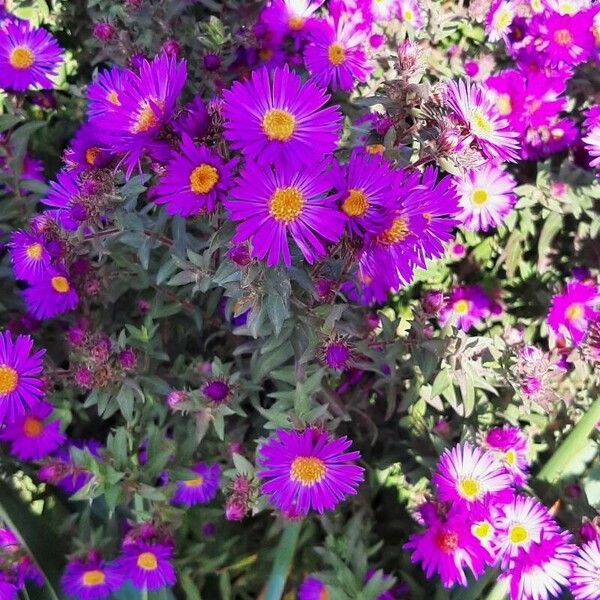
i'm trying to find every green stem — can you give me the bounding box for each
[484,580,508,600]
[537,397,600,483]
[264,521,302,600]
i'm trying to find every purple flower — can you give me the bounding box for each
[298,576,328,599]
[171,463,220,506]
[583,125,600,169]
[485,0,514,43]
[116,543,176,591]
[0,401,64,460]
[172,96,209,139]
[225,158,345,267]
[86,66,129,119]
[201,379,232,404]
[22,269,79,319]
[321,338,353,371]
[259,0,324,44]
[571,538,600,600]
[61,557,124,600]
[439,285,491,331]
[0,20,62,91]
[257,428,364,514]
[41,170,83,232]
[479,426,529,485]
[152,135,237,217]
[9,230,51,284]
[63,122,111,172]
[222,65,342,166]
[0,331,45,424]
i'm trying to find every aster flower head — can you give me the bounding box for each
[404,505,493,588]
[171,463,220,506]
[479,426,529,485]
[298,576,328,599]
[439,285,491,331]
[432,442,513,511]
[445,79,520,161]
[547,280,600,346]
[304,9,372,92]
[260,0,324,43]
[485,0,515,43]
[63,122,110,173]
[0,401,64,460]
[0,20,62,91]
[454,163,516,232]
[61,557,124,600]
[0,331,45,424]
[115,543,175,591]
[571,538,600,600]
[225,158,345,268]
[201,379,233,405]
[257,428,364,514]
[152,135,237,217]
[583,125,600,169]
[398,0,424,29]
[222,65,342,166]
[9,230,51,284]
[86,66,129,120]
[22,269,79,320]
[321,337,353,371]
[41,170,84,232]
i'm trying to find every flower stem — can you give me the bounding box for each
[264,521,302,600]
[484,580,508,600]
[537,397,600,483]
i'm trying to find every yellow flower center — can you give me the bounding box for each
[189,164,219,194]
[0,366,19,395]
[290,456,326,485]
[269,186,304,223]
[258,48,273,62]
[107,90,121,106]
[184,476,204,488]
[261,109,296,142]
[327,43,345,66]
[131,99,163,134]
[9,46,34,70]
[403,8,414,22]
[26,243,43,260]
[137,552,158,571]
[530,0,543,12]
[472,521,491,540]
[51,276,70,293]
[457,478,480,500]
[82,570,106,587]
[85,147,102,166]
[496,94,512,116]
[493,7,512,30]
[288,16,304,30]
[342,189,369,217]
[454,299,471,315]
[471,188,489,206]
[553,29,572,46]
[557,1,576,15]
[470,111,493,136]
[365,144,385,154]
[565,303,584,321]
[379,216,409,244]
[504,449,516,466]
[509,525,529,544]
[22,416,44,438]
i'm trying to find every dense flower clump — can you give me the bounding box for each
[0,0,598,598]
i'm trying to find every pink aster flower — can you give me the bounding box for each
[63,122,111,173]
[86,66,129,120]
[304,9,372,92]
[0,20,63,91]
[61,557,124,600]
[225,158,345,268]
[260,0,324,44]
[583,125,600,168]
[479,426,529,485]
[222,65,342,166]
[398,0,424,29]
[115,543,175,591]
[547,280,600,345]
[0,401,64,460]
[404,505,493,588]
[432,442,513,512]
[439,285,491,331]
[171,463,220,506]
[454,163,516,232]
[445,79,520,161]
[485,0,515,43]
[152,135,237,217]
[22,269,79,319]
[257,428,364,514]
[40,169,83,232]
[9,230,51,284]
[571,538,600,600]
[0,330,45,424]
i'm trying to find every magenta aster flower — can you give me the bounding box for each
[225,159,345,267]
[454,163,516,232]
[298,576,328,599]
[171,463,220,506]
[332,150,397,237]
[547,280,600,345]
[61,557,124,600]
[479,426,529,485]
[116,543,175,591]
[0,20,62,91]
[152,135,237,217]
[583,125,600,168]
[9,230,51,284]
[222,65,342,166]
[86,66,129,119]
[63,123,110,173]
[260,0,324,43]
[0,401,64,460]
[22,269,79,319]
[257,428,364,514]
[201,379,232,404]
[404,505,493,588]
[321,338,353,371]
[41,170,83,232]
[0,331,45,424]
[432,442,513,512]
[445,79,520,161]
[571,538,600,600]
[172,95,209,139]
[398,0,424,29]
[304,11,372,92]
[439,285,491,331]
[485,0,514,43]
[0,576,16,600]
